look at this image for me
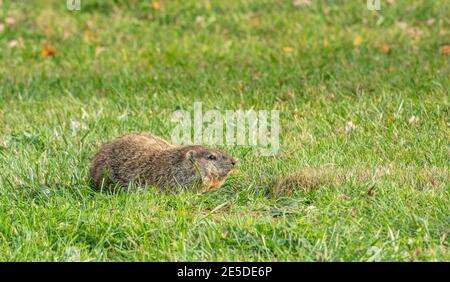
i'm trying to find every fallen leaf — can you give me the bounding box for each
[402,26,423,40]
[440,45,450,55]
[426,18,436,26]
[396,21,408,30]
[381,43,391,54]
[414,248,421,257]
[45,27,53,37]
[284,91,295,100]
[345,121,356,133]
[388,114,395,123]
[83,30,95,42]
[248,13,260,27]
[195,15,205,25]
[222,230,229,238]
[70,120,88,134]
[8,39,18,48]
[350,208,357,217]
[283,47,294,54]
[64,31,72,39]
[408,115,419,125]
[41,42,57,57]
[251,68,259,79]
[367,187,376,197]
[353,35,363,46]
[430,178,438,187]
[152,1,161,10]
[305,205,317,212]
[440,233,447,244]
[95,46,105,56]
[5,16,15,26]
[86,19,95,29]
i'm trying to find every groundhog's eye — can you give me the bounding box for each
[207,154,217,160]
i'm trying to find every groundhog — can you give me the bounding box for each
[90,133,236,192]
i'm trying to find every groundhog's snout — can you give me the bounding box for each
[222,156,236,177]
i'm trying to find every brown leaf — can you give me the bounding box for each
[41,42,57,57]
[5,16,16,26]
[350,208,357,217]
[430,177,438,187]
[367,187,376,197]
[83,30,96,42]
[381,43,391,54]
[95,46,106,56]
[222,230,229,238]
[284,91,295,100]
[152,1,162,10]
[440,45,450,55]
[414,248,422,257]
[251,69,259,79]
[63,31,72,39]
[283,47,294,54]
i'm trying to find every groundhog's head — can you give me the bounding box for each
[185,146,236,192]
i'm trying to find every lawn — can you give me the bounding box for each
[0,0,448,261]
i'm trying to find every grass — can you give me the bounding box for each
[0,0,449,261]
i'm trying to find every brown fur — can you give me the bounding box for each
[90,133,236,192]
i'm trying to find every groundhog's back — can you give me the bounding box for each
[90,133,175,189]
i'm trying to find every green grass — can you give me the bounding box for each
[0,0,449,261]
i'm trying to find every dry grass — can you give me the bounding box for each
[273,166,449,197]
